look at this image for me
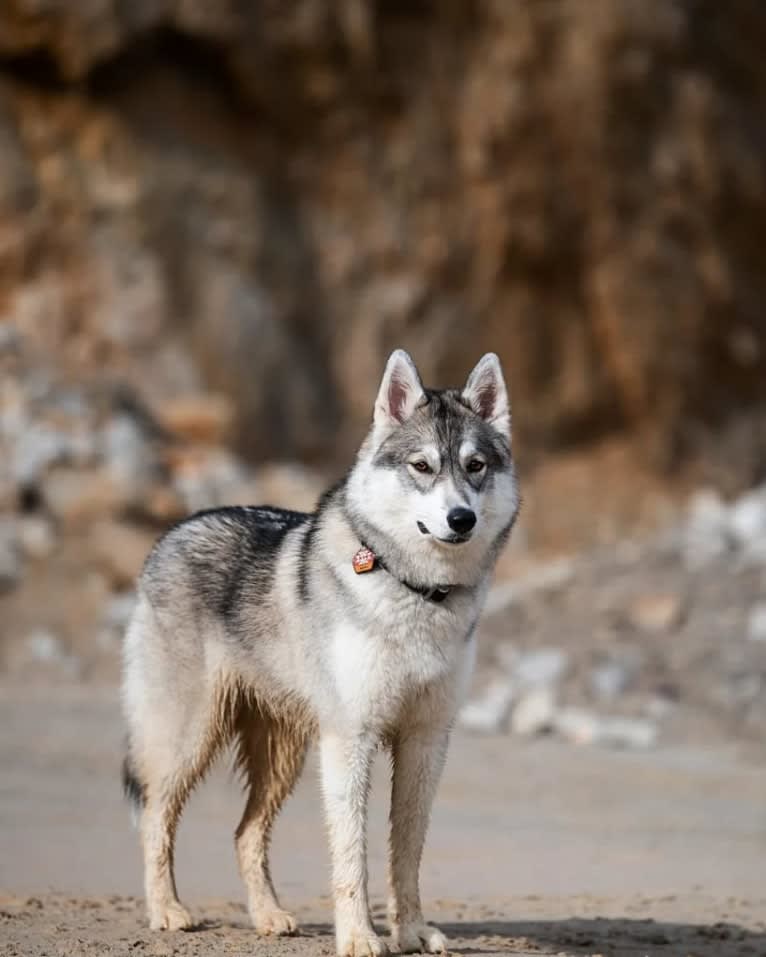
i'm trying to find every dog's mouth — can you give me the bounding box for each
[417,521,471,545]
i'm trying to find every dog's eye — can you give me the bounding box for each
[411,460,432,474]
[466,458,486,474]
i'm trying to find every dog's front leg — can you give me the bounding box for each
[319,730,388,957]
[388,730,449,954]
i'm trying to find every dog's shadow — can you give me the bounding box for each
[184,916,765,956]
[437,917,766,956]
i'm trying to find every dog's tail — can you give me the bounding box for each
[121,747,146,823]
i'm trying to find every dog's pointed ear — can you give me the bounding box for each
[462,353,511,438]
[374,349,426,428]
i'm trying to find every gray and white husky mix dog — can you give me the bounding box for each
[122,350,520,956]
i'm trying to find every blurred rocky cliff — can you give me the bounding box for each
[2,0,766,749]
[1,0,766,475]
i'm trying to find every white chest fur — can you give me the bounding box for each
[327,597,475,732]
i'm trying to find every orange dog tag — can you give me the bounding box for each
[352,546,376,574]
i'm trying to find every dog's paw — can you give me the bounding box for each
[253,906,298,936]
[392,921,447,954]
[148,900,193,931]
[337,928,390,956]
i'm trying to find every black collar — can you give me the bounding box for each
[360,542,453,604]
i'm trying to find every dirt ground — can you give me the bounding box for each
[3,894,765,957]
[1,685,765,957]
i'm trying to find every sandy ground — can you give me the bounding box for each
[1,685,765,957]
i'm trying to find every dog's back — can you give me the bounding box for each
[139,506,309,622]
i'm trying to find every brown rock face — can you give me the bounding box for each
[2,1,766,475]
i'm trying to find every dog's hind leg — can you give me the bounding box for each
[123,607,235,930]
[234,706,309,935]
[135,696,230,931]
[139,784,196,931]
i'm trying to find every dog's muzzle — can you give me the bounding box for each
[418,514,475,545]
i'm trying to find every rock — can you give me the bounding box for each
[597,716,658,750]
[485,558,575,616]
[10,412,97,487]
[155,393,234,444]
[747,602,766,642]
[725,484,766,564]
[0,517,21,591]
[554,708,601,746]
[89,520,154,588]
[590,661,634,700]
[625,591,685,634]
[555,708,657,749]
[25,629,66,663]
[510,688,556,736]
[683,489,730,568]
[515,648,568,688]
[727,487,766,548]
[43,468,126,525]
[683,482,766,567]
[24,629,80,677]
[17,515,56,559]
[102,414,157,500]
[12,424,70,486]
[168,446,247,512]
[644,694,677,720]
[458,678,516,734]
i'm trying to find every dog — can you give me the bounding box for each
[121,349,520,956]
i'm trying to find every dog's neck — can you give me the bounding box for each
[352,535,455,604]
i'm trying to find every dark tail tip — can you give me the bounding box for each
[122,754,146,810]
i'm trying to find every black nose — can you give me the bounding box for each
[447,507,476,535]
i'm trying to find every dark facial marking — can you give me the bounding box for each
[372,389,511,491]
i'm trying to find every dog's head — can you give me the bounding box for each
[347,350,520,584]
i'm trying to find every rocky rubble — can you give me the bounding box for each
[460,484,766,751]
[0,331,326,680]
[2,316,766,752]
[2,306,766,755]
